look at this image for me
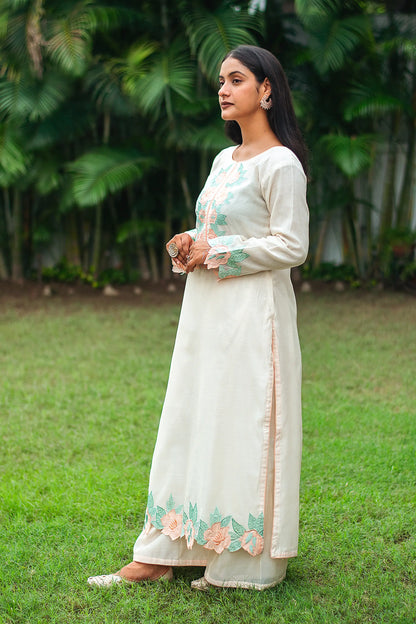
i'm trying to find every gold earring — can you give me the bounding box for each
[260,94,272,110]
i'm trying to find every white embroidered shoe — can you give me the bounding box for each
[88,563,173,587]
[87,574,124,587]
[191,577,212,591]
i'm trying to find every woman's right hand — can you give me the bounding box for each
[166,233,193,272]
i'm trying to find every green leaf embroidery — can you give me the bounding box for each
[210,507,222,525]
[189,502,198,524]
[154,505,166,529]
[231,518,245,537]
[221,515,232,528]
[228,539,242,552]
[196,519,208,545]
[218,263,241,278]
[230,249,249,263]
[248,513,264,536]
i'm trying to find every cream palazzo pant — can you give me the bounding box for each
[132,405,289,590]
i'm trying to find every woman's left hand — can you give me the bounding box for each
[186,241,211,273]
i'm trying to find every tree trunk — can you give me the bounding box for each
[379,112,401,242]
[91,203,102,276]
[137,237,151,281]
[0,249,8,279]
[313,214,330,268]
[65,212,82,266]
[178,155,195,229]
[131,201,150,280]
[162,157,174,280]
[396,116,416,228]
[11,189,23,282]
[0,190,11,278]
[149,245,160,282]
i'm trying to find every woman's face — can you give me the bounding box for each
[218,57,267,122]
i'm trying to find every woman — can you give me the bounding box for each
[88,45,309,591]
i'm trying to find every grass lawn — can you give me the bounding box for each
[0,289,415,624]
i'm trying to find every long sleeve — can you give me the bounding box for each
[204,161,309,279]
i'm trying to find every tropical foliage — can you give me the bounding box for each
[0,0,415,286]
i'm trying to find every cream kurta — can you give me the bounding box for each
[133,145,309,584]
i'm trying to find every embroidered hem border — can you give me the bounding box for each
[144,492,265,557]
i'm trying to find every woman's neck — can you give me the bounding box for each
[233,119,282,160]
[235,115,281,160]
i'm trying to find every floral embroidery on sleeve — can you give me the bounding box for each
[206,246,250,278]
[144,492,264,557]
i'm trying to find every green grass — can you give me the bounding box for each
[1,291,415,624]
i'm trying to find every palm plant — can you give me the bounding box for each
[291,0,375,275]
[0,0,138,280]
[343,9,416,240]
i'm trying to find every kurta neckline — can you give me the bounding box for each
[231,145,289,163]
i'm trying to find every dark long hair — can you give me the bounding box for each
[223,45,308,176]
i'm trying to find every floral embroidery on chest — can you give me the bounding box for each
[196,162,246,240]
[144,491,264,556]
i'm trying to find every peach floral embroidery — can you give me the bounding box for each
[240,530,264,556]
[225,165,243,185]
[184,519,196,549]
[205,246,231,270]
[211,187,229,205]
[203,522,231,554]
[207,208,217,224]
[213,170,228,186]
[161,509,183,540]
[199,187,217,205]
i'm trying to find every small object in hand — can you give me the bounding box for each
[168,242,179,258]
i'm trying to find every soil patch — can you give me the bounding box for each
[0,278,186,313]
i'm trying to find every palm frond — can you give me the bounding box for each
[0,124,29,183]
[27,100,93,149]
[185,6,263,84]
[0,10,9,40]
[85,60,135,116]
[46,10,92,77]
[124,39,195,119]
[0,72,71,121]
[21,154,61,195]
[28,72,72,121]
[309,15,371,73]
[319,133,375,178]
[295,1,370,73]
[121,40,158,99]
[2,0,31,9]
[177,121,232,152]
[344,83,406,121]
[68,147,153,207]
[295,0,341,29]
[60,1,140,35]
[3,14,29,66]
